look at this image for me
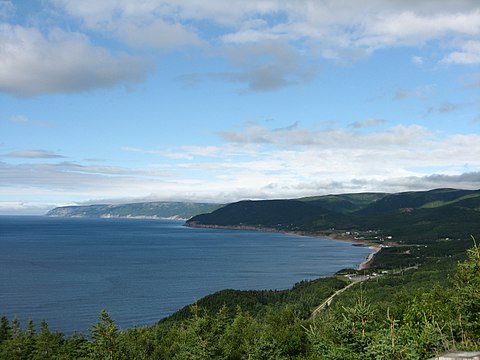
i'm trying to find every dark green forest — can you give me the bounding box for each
[2,188,480,359]
[187,188,480,243]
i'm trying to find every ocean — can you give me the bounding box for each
[0,216,373,334]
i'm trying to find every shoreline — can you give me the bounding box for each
[186,222,383,270]
[357,246,382,270]
[46,214,189,221]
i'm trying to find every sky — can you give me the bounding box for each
[1,0,480,214]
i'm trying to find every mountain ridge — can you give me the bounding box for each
[46,201,223,220]
[186,188,480,244]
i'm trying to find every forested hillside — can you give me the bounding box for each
[187,188,480,244]
[187,199,329,228]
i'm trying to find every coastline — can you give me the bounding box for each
[47,214,189,221]
[357,246,382,270]
[100,214,188,221]
[186,222,383,270]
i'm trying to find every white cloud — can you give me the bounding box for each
[132,123,480,196]
[0,24,151,96]
[9,115,31,124]
[349,119,386,129]
[0,201,56,215]
[358,10,480,49]
[117,19,203,49]
[0,1,13,19]
[427,102,466,115]
[465,73,480,89]
[4,149,66,159]
[0,161,173,197]
[123,145,224,160]
[50,0,283,28]
[46,1,480,92]
[209,124,480,190]
[280,172,480,197]
[2,123,480,210]
[51,2,480,53]
[227,40,320,91]
[220,123,429,148]
[7,114,49,127]
[394,86,432,100]
[50,0,205,49]
[442,40,480,65]
[178,40,319,92]
[214,3,480,60]
[411,56,423,65]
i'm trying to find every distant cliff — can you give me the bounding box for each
[46,202,223,220]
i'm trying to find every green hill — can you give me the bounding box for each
[298,192,386,213]
[187,199,329,230]
[187,188,480,244]
[355,188,477,215]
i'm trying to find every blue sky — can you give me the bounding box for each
[1,0,480,214]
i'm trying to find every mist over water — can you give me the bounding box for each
[0,216,373,334]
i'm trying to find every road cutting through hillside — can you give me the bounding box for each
[311,275,371,317]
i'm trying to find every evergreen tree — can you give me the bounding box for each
[0,316,11,343]
[90,310,121,360]
[1,318,35,360]
[32,320,65,360]
[452,237,480,348]
[221,307,259,359]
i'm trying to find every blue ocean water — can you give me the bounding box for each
[0,216,373,334]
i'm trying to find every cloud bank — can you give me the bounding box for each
[0,1,479,96]
[0,24,151,96]
[3,123,480,212]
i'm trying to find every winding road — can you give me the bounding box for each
[311,275,371,317]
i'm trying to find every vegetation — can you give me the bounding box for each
[1,239,479,359]
[164,277,349,322]
[298,192,387,214]
[187,199,329,229]
[187,188,480,245]
[3,188,478,358]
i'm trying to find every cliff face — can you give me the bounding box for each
[46,202,223,220]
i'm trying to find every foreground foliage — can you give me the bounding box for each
[1,240,479,359]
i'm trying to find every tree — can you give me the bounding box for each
[221,307,259,359]
[90,310,121,360]
[119,326,157,360]
[452,237,480,347]
[33,320,64,360]
[0,316,11,343]
[1,318,35,360]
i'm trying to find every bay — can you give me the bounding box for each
[0,216,373,334]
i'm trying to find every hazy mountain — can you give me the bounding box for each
[47,202,223,220]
